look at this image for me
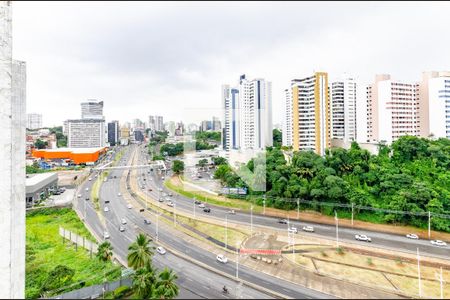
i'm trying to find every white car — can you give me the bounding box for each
[117,192,121,196]
[121,218,127,225]
[406,233,419,240]
[104,231,110,239]
[156,246,166,255]
[355,234,372,242]
[227,209,236,214]
[159,188,163,192]
[167,201,174,207]
[119,226,125,232]
[430,240,447,247]
[288,227,298,234]
[302,226,314,232]
[216,254,228,263]
[104,207,109,212]
[85,187,89,191]
[104,178,107,182]
[127,203,133,209]
[199,203,205,208]
[78,194,82,198]
[88,177,92,181]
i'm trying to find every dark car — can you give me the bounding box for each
[144,219,151,225]
[203,207,211,213]
[85,197,90,201]
[194,200,201,205]
[278,219,288,224]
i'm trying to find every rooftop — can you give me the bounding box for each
[26,172,58,187]
[35,147,106,154]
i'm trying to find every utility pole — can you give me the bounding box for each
[417,248,422,298]
[297,199,300,220]
[428,211,431,240]
[263,196,266,215]
[440,267,444,299]
[173,200,176,227]
[156,213,159,242]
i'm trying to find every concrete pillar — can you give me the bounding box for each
[0,2,26,298]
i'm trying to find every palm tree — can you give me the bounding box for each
[132,266,156,299]
[96,241,113,262]
[128,233,154,270]
[155,268,179,299]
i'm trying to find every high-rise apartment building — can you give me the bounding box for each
[155,116,164,131]
[212,116,221,131]
[0,2,26,297]
[366,74,419,144]
[418,71,450,139]
[26,113,42,129]
[107,120,119,146]
[148,116,155,131]
[81,99,104,119]
[222,74,273,151]
[331,76,357,142]
[284,72,330,156]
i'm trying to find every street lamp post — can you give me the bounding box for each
[250,205,253,235]
[236,242,239,279]
[428,211,431,240]
[297,199,300,220]
[335,210,339,248]
[351,203,354,227]
[156,212,159,242]
[417,248,422,298]
[225,215,228,250]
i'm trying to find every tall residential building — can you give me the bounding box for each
[418,71,450,139]
[222,74,273,151]
[366,74,419,144]
[26,113,42,129]
[81,99,104,119]
[107,120,119,146]
[282,87,293,147]
[148,115,155,131]
[155,116,164,131]
[67,119,106,148]
[0,2,26,297]
[133,118,144,131]
[284,72,330,156]
[200,120,212,131]
[212,116,221,131]
[331,76,357,142]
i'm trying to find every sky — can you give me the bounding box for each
[12,1,450,129]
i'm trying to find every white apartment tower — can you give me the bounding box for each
[0,2,26,297]
[418,71,450,139]
[27,113,42,129]
[223,74,272,151]
[284,72,330,156]
[155,116,164,132]
[367,74,419,144]
[331,76,357,142]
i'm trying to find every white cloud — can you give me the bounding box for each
[11,1,450,128]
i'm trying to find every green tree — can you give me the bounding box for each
[197,158,208,169]
[172,160,185,174]
[211,156,227,166]
[96,241,113,262]
[127,234,154,270]
[131,265,156,299]
[155,268,179,299]
[273,128,282,148]
[42,265,75,293]
[34,139,48,149]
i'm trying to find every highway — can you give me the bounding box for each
[76,145,333,299]
[132,144,450,260]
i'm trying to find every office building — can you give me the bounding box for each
[284,72,330,156]
[200,120,212,131]
[331,76,357,142]
[148,115,155,131]
[107,120,119,146]
[81,99,104,120]
[67,119,106,148]
[366,74,419,144]
[27,113,42,129]
[418,71,450,139]
[0,2,26,296]
[222,74,273,151]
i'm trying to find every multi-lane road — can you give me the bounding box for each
[75,145,333,299]
[131,145,450,260]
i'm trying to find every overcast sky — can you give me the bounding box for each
[12,1,450,129]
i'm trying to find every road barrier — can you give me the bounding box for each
[239,248,281,255]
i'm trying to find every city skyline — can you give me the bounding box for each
[13,1,450,127]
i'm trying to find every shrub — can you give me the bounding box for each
[321,251,328,257]
[367,258,373,266]
[336,247,344,255]
[114,285,131,299]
